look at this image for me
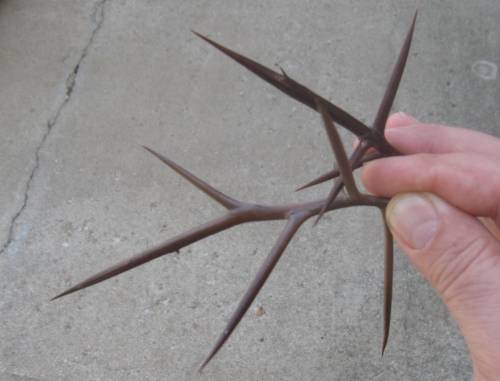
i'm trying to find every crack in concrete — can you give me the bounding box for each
[0,0,108,255]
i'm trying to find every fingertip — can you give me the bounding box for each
[386,112,418,129]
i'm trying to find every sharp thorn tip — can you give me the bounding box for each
[198,359,210,373]
[295,183,309,192]
[50,292,65,302]
[278,65,289,78]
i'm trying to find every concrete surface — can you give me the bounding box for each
[1,1,499,380]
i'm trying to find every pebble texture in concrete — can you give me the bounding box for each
[1,1,499,380]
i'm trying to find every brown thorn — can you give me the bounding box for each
[51,214,240,300]
[295,151,383,192]
[51,194,388,301]
[312,179,344,227]
[381,211,394,355]
[373,11,417,133]
[191,31,376,141]
[143,146,241,210]
[278,65,289,79]
[198,212,309,371]
[295,169,339,192]
[313,141,370,226]
[316,98,361,200]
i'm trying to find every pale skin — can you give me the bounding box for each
[361,113,500,381]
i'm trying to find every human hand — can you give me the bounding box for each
[361,113,500,381]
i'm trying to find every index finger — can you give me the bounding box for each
[384,113,500,158]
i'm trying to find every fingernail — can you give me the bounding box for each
[387,112,418,130]
[386,193,439,250]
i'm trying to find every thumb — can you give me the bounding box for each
[386,193,500,376]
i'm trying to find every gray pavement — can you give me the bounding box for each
[1,1,499,380]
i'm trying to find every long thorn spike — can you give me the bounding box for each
[199,214,308,371]
[316,99,361,199]
[313,139,374,225]
[295,151,384,192]
[143,146,241,210]
[295,169,338,191]
[192,31,372,139]
[313,179,344,226]
[51,215,238,300]
[373,11,417,133]
[381,213,394,354]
